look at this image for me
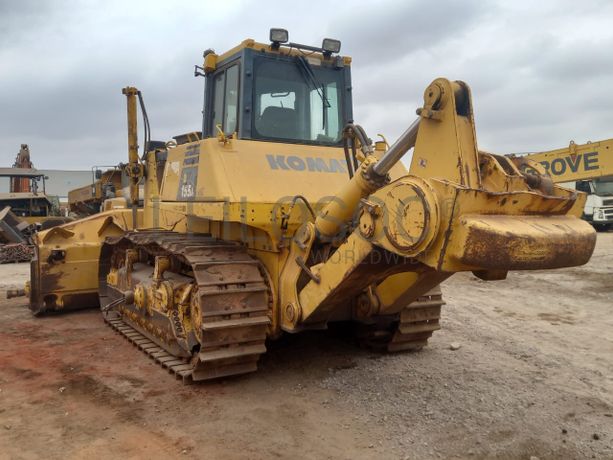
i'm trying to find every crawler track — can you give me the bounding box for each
[105,315,196,383]
[100,231,270,383]
[388,287,444,351]
[357,287,445,352]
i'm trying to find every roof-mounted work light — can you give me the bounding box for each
[322,38,341,56]
[270,28,289,49]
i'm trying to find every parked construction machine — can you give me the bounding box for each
[0,150,69,264]
[512,138,613,231]
[26,30,596,382]
[1,144,66,227]
[67,166,124,216]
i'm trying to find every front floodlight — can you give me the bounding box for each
[322,38,341,55]
[270,28,289,46]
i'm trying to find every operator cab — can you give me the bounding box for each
[199,29,352,146]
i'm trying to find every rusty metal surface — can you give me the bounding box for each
[28,208,138,315]
[0,243,34,264]
[100,231,270,382]
[451,215,596,271]
[0,207,35,263]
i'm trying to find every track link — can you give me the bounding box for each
[106,315,195,383]
[357,286,445,352]
[388,287,444,351]
[100,231,270,383]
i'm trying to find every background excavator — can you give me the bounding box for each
[24,30,596,382]
[513,138,613,231]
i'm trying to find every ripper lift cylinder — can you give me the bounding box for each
[314,118,421,239]
[372,118,420,176]
[122,87,140,228]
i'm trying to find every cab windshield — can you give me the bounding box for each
[593,178,613,196]
[252,57,344,145]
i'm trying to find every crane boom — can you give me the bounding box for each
[516,138,613,230]
[523,138,613,183]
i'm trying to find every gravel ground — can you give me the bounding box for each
[0,233,611,459]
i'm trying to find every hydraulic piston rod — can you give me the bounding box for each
[372,118,420,176]
[315,118,421,239]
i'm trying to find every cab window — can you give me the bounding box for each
[253,58,344,144]
[211,64,239,134]
[576,181,593,194]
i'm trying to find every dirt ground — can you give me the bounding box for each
[0,234,611,460]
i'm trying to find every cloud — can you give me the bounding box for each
[0,0,612,172]
[347,0,613,154]
[530,37,613,82]
[0,0,56,47]
[335,0,491,66]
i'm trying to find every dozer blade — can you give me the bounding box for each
[28,209,140,315]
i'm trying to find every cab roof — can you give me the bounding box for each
[215,39,352,66]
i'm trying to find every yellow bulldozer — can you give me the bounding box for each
[26,30,596,382]
[67,166,125,217]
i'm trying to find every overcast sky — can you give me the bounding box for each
[1,0,612,170]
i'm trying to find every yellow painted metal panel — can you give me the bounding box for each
[525,138,613,183]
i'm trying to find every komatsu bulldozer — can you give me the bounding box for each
[26,29,596,382]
